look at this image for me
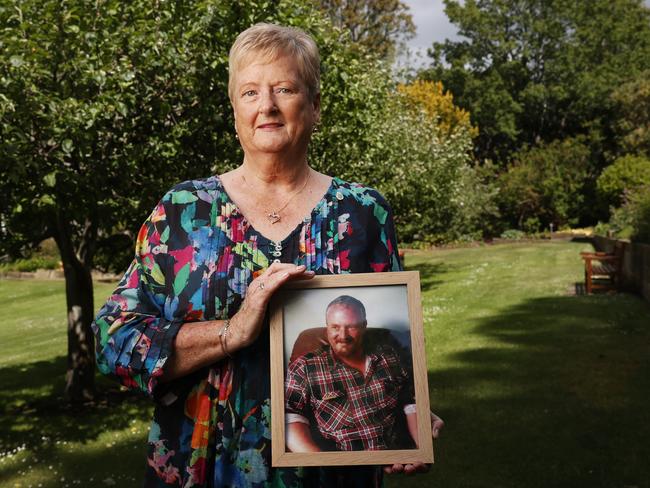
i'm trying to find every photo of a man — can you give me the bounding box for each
[284,295,418,452]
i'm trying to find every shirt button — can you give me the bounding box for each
[273,259,281,264]
[336,191,344,200]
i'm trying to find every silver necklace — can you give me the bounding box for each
[241,169,311,225]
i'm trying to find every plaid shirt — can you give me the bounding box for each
[285,344,413,451]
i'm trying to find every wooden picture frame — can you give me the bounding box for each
[269,271,434,467]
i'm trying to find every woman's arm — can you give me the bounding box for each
[159,262,314,382]
[93,185,313,395]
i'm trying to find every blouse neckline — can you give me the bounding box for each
[211,175,339,246]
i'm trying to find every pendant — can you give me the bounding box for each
[268,211,281,224]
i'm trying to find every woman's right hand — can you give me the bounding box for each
[229,263,314,350]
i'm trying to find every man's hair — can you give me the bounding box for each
[326,295,366,321]
[228,23,321,102]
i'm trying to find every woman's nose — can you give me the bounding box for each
[258,90,278,114]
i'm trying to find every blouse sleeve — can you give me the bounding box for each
[92,194,183,398]
[367,190,402,273]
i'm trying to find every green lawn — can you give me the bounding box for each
[1,241,649,488]
[0,280,154,487]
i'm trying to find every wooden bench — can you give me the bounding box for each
[580,243,624,294]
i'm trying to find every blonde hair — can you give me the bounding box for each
[228,23,320,102]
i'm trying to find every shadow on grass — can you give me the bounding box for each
[391,293,650,488]
[0,356,153,486]
[405,261,454,292]
[0,356,151,447]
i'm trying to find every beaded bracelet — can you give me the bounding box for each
[219,319,232,358]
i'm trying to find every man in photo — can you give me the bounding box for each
[284,295,419,452]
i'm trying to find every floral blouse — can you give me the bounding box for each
[92,175,401,487]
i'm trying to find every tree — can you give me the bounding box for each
[397,80,478,140]
[315,0,415,59]
[0,0,301,402]
[597,155,650,208]
[611,72,650,157]
[310,57,479,242]
[1,0,489,405]
[497,137,594,231]
[423,0,650,164]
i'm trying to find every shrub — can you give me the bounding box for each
[497,137,593,231]
[500,229,526,240]
[631,188,650,244]
[0,256,60,272]
[311,61,486,243]
[599,185,650,244]
[596,155,650,208]
[397,80,478,140]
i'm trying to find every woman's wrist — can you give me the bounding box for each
[218,320,233,357]
[224,309,257,351]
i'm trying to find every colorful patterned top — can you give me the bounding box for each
[92,175,401,487]
[285,344,413,451]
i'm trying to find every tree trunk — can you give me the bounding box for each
[62,257,96,403]
[55,213,97,404]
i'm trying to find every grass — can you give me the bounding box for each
[0,280,153,487]
[1,240,649,487]
[395,241,650,488]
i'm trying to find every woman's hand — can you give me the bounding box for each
[229,263,315,349]
[384,412,444,475]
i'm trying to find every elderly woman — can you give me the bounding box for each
[92,23,442,487]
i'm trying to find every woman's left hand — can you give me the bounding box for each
[384,412,444,475]
[229,263,315,350]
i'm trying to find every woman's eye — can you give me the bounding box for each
[243,90,256,97]
[277,87,292,94]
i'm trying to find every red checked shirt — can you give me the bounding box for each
[285,344,414,451]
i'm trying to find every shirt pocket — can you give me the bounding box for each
[312,388,351,433]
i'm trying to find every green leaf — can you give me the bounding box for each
[9,55,24,67]
[61,139,74,154]
[43,172,56,187]
[39,194,55,206]
[173,263,190,296]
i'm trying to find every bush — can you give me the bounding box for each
[500,229,526,240]
[0,256,60,272]
[0,239,61,272]
[497,137,594,231]
[397,80,478,140]
[631,188,650,244]
[311,60,487,243]
[596,155,650,208]
[598,185,650,244]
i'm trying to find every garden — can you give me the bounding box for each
[2,240,649,488]
[2,1,650,487]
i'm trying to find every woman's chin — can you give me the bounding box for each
[247,135,307,157]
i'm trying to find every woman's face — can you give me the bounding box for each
[231,54,320,158]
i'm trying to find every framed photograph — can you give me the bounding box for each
[269,271,434,467]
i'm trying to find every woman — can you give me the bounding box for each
[92,23,442,487]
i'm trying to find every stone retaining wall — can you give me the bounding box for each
[592,235,650,302]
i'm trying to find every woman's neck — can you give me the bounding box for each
[240,154,310,189]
